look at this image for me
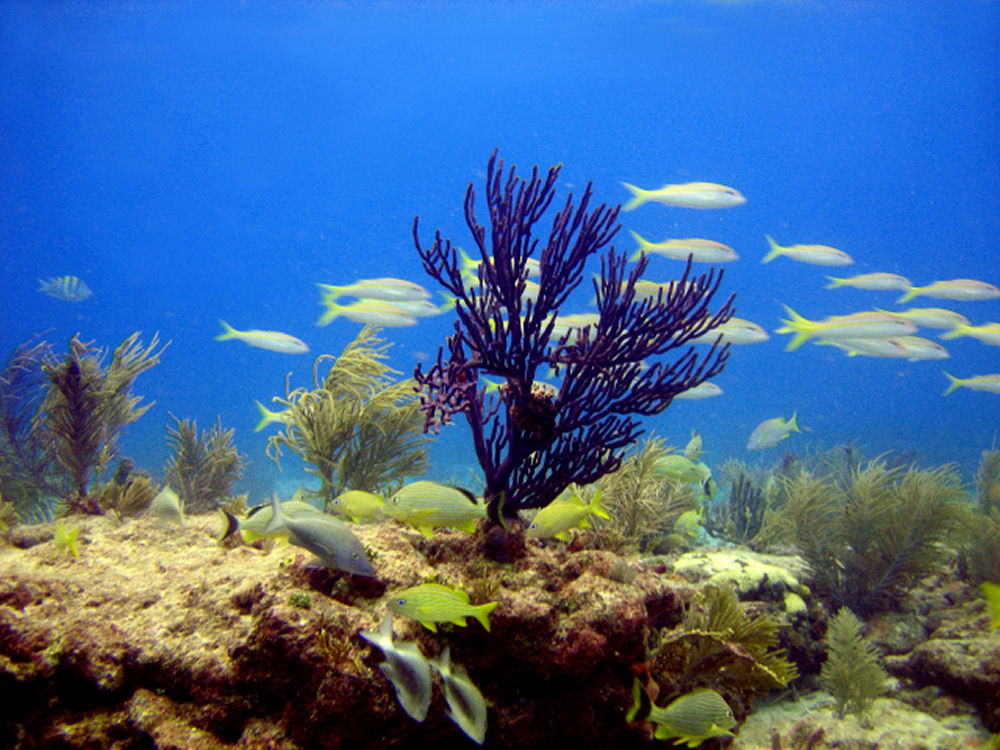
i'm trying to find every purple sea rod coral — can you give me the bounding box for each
[413,150,733,528]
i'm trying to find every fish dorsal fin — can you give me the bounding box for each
[246,503,269,519]
[447,485,478,505]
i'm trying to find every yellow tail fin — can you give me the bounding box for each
[762,235,783,263]
[621,182,648,211]
[215,320,238,341]
[776,305,814,351]
[897,286,920,304]
[942,372,962,396]
[629,229,653,262]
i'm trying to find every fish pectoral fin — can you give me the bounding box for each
[421,620,438,632]
[451,618,468,628]
[554,531,572,541]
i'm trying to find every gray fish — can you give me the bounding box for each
[150,486,184,526]
[265,493,375,577]
[429,646,487,745]
[359,613,433,722]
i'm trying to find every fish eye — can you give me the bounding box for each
[529,523,537,530]
[396,598,406,606]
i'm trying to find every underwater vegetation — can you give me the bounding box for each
[956,447,1000,584]
[638,583,797,727]
[818,607,888,720]
[265,325,430,504]
[92,458,158,520]
[0,333,164,519]
[703,472,767,549]
[782,458,964,616]
[413,150,733,530]
[593,436,701,552]
[0,338,58,520]
[164,413,246,513]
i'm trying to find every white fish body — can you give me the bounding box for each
[429,646,488,745]
[150,486,184,525]
[317,299,418,327]
[674,382,723,400]
[894,336,950,361]
[943,373,1000,395]
[689,318,769,345]
[747,413,801,450]
[898,278,1000,304]
[317,277,430,302]
[777,306,917,351]
[884,307,970,330]
[215,320,308,354]
[629,231,738,263]
[622,181,745,210]
[359,614,433,722]
[763,235,854,266]
[825,272,912,290]
[821,337,910,358]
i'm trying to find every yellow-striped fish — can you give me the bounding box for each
[674,382,723,400]
[629,231,738,263]
[898,278,1000,304]
[879,307,970,330]
[388,583,498,632]
[254,400,291,432]
[776,306,916,351]
[330,490,385,524]
[943,372,1000,396]
[825,272,912,290]
[216,320,309,354]
[649,689,736,746]
[763,236,854,266]
[941,322,1000,347]
[622,181,745,210]
[982,582,1000,631]
[384,481,486,537]
[689,318,769,345]
[747,413,800,451]
[316,299,418,327]
[316,277,430,302]
[526,486,609,540]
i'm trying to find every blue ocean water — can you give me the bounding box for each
[2,0,998,499]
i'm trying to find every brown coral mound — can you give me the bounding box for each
[0,514,702,749]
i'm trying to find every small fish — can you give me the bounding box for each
[763,235,853,266]
[893,336,950,361]
[674,508,703,541]
[942,372,1000,396]
[747,413,801,451]
[629,231,738,263]
[777,306,916,351]
[150,486,184,526]
[316,298,418,327]
[881,307,970,330]
[674,382,723,400]
[684,430,702,460]
[546,312,602,342]
[526,486,610,541]
[649,688,736,746]
[897,278,1000,304]
[359,613,433,722]
[53,521,80,557]
[265,493,376,576]
[384,481,486,537]
[383,297,449,318]
[38,275,92,302]
[388,583,498,632]
[824,272,912,290]
[429,646,488,745]
[819,337,910,359]
[220,498,324,542]
[216,320,309,354]
[982,582,1000,631]
[254,400,291,432]
[941,322,1000,347]
[458,248,541,280]
[653,455,712,483]
[689,317,769,345]
[316,277,430,303]
[331,490,385,524]
[622,181,746,210]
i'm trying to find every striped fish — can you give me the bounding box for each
[384,481,486,537]
[215,320,309,354]
[650,688,736,745]
[38,275,92,302]
[388,583,497,632]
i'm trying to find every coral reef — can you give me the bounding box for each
[266,326,430,504]
[165,414,246,513]
[781,459,964,616]
[413,151,733,528]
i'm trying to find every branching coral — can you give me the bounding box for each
[703,473,767,548]
[39,333,166,514]
[165,414,246,513]
[782,459,965,616]
[266,326,430,503]
[413,151,733,527]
